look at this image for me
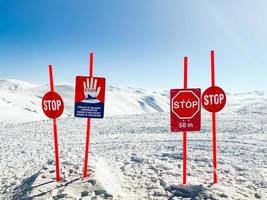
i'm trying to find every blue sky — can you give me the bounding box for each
[0,0,266,92]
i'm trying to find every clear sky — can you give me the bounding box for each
[0,0,266,93]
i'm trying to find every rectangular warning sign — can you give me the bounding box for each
[74,76,106,118]
[170,88,201,132]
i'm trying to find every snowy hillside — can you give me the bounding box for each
[0,79,170,123]
[0,79,38,91]
[0,78,266,124]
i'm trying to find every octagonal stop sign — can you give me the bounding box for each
[170,88,201,132]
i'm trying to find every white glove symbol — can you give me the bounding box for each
[82,78,101,103]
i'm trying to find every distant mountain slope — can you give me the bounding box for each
[0,79,170,123]
[0,79,266,123]
[0,79,38,91]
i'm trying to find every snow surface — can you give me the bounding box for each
[0,79,266,199]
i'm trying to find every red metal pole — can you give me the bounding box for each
[83,53,93,177]
[211,51,215,87]
[49,65,55,93]
[90,52,93,77]
[83,118,91,177]
[211,50,217,183]
[53,118,61,181]
[183,57,188,185]
[49,65,61,182]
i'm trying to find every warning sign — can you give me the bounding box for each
[170,88,201,132]
[74,76,106,118]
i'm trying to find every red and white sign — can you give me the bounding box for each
[170,88,201,132]
[42,91,64,119]
[202,86,226,113]
[74,76,106,118]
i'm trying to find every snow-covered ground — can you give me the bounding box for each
[0,79,266,199]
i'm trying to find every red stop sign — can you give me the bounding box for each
[170,89,201,132]
[172,90,200,119]
[42,91,64,119]
[202,86,226,112]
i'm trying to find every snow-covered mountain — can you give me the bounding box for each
[0,79,38,91]
[0,78,266,123]
[0,79,170,123]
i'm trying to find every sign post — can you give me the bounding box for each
[74,53,106,177]
[170,57,201,185]
[84,53,93,178]
[42,65,64,182]
[202,50,226,183]
[183,57,188,186]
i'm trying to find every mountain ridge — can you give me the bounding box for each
[0,78,265,123]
